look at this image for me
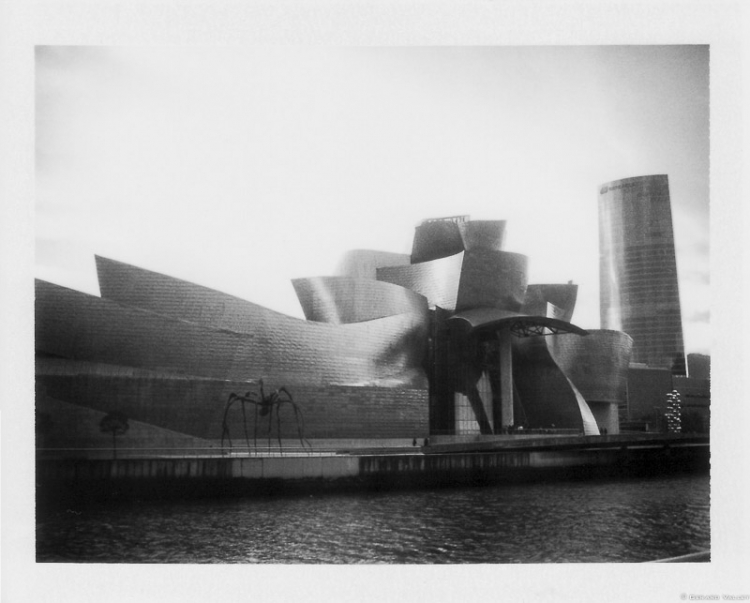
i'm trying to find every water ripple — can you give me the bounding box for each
[37,474,709,563]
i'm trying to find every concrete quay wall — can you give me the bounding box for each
[38,437,709,504]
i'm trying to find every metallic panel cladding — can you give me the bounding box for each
[547,330,633,406]
[36,390,214,454]
[37,277,429,389]
[39,256,433,444]
[410,217,466,264]
[36,204,650,447]
[511,335,600,435]
[410,217,507,265]
[37,364,429,441]
[521,284,578,323]
[598,175,686,374]
[558,368,601,436]
[455,250,528,312]
[96,257,428,385]
[457,220,507,252]
[291,276,428,324]
[376,252,464,311]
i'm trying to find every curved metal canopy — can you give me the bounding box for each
[448,307,589,338]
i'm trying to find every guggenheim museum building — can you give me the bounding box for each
[36,204,646,456]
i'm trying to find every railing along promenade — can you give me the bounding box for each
[36,431,709,461]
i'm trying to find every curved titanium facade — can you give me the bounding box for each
[599,175,686,374]
[38,258,432,445]
[37,359,429,442]
[292,276,428,324]
[397,219,584,435]
[511,335,600,435]
[40,276,428,389]
[513,335,599,435]
[376,248,530,315]
[336,249,411,280]
[455,250,528,312]
[457,220,506,252]
[547,330,633,406]
[549,330,633,435]
[97,257,428,374]
[521,284,578,323]
[410,216,506,265]
[410,217,466,264]
[376,252,464,311]
[37,209,639,449]
[512,330,632,435]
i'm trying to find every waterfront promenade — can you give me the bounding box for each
[37,432,709,504]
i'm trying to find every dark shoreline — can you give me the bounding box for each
[37,433,709,508]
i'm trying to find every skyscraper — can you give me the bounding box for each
[598,175,686,374]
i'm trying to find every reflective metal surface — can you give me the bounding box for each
[512,335,600,435]
[38,275,429,389]
[521,284,578,323]
[410,217,466,264]
[37,364,429,441]
[292,276,428,324]
[513,329,633,435]
[376,252,464,311]
[37,263,432,443]
[457,220,506,251]
[455,250,528,312]
[36,208,646,447]
[548,330,633,405]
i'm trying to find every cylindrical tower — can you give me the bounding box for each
[598,175,686,374]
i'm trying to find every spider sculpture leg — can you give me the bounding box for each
[278,400,307,451]
[243,391,258,450]
[241,399,250,449]
[275,401,282,451]
[267,402,274,451]
[289,402,312,451]
[221,395,237,451]
[253,402,259,451]
[276,388,310,451]
[221,421,231,451]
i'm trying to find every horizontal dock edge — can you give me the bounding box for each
[37,438,710,504]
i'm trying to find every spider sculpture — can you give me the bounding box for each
[221,380,311,453]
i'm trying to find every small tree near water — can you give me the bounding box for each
[99,411,129,459]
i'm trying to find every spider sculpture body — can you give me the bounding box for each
[221,380,311,453]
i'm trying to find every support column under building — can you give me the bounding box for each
[496,327,514,432]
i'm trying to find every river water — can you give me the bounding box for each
[36,473,709,563]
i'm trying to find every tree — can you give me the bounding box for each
[99,411,129,460]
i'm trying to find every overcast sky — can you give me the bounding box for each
[35,45,710,354]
